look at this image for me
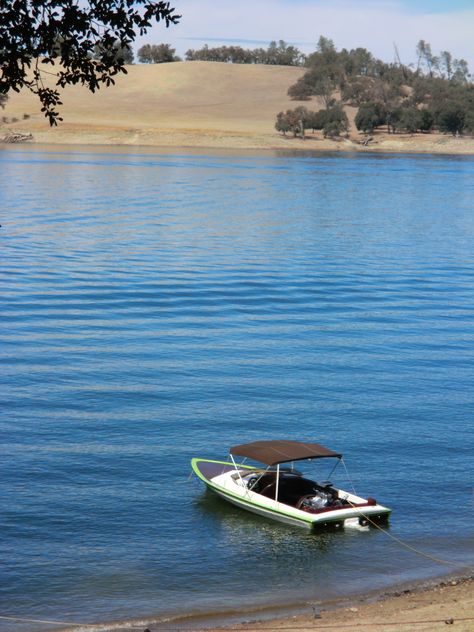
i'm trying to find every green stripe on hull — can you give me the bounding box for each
[214,489,313,529]
[191,458,390,530]
[192,458,316,526]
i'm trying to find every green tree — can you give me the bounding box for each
[275,107,308,137]
[439,50,453,80]
[315,35,336,56]
[305,109,327,132]
[0,1,180,125]
[299,36,343,107]
[266,40,304,66]
[342,76,375,106]
[419,108,434,132]
[452,58,470,84]
[386,108,402,134]
[395,106,421,133]
[464,110,474,134]
[117,43,134,65]
[288,65,338,108]
[355,102,386,133]
[416,39,438,78]
[368,81,401,133]
[289,106,309,137]
[287,78,312,100]
[94,40,134,65]
[436,102,466,135]
[275,111,291,135]
[137,44,153,63]
[341,47,374,76]
[322,104,349,138]
[416,39,427,73]
[138,43,180,63]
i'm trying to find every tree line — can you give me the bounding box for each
[85,39,305,66]
[138,43,180,63]
[276,36,474,138]
[184,40,305,66]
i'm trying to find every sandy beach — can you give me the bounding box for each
[198,574,474,632]
[2,61,474,155]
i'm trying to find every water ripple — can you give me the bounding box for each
[1,148,474,630]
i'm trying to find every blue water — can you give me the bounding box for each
[1,146,473,631]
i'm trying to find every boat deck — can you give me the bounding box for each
[195,460,236,480]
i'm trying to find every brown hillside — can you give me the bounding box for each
[1,61,310,146]
[2,61,474,153]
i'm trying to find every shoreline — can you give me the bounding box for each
[49,570,474,631]
[2,132,474,157]
[175,571,474,632]
[2,61,474,156]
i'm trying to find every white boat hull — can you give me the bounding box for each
[192,458,390,530]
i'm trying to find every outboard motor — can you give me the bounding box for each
[301,490,332,510]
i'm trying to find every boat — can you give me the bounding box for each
[191,439,391,530]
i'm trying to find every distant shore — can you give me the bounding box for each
[2,61,474,155]
[2,126,474,156]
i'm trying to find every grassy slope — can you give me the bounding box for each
[2,61,473,153]
[2,61,306,133]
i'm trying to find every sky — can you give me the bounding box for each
[136,0,474,71]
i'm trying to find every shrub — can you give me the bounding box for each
[355,102,386,133]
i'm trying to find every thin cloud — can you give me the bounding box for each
[180,37,276,45]
[139,0,474,69]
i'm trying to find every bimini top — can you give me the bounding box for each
[230,440,342,466]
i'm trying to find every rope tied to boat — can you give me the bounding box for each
[345,499,469,568]
[0,613,148,628]
[1,612,474,629]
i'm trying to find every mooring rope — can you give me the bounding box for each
[345,499,469,568]
[0,614,143,629]
[0,614,93,626]
[1,614,473,630]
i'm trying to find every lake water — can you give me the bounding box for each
[1,146,473,631]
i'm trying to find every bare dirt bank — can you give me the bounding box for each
[2,61,474,154]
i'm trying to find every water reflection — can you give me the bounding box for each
[197,490,350,550]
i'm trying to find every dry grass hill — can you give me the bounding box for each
[1,61,306,148]
[2,61,474,153]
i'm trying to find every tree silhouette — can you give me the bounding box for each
[0,1,180,125]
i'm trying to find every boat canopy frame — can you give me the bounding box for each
[229,440,345,503]
[230,440,342,467]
